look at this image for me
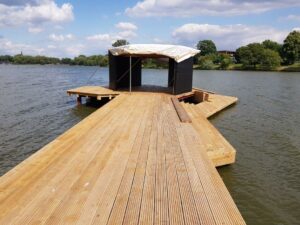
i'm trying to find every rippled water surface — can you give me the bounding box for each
[0,65,299,225]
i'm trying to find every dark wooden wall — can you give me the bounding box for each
[168,57,193,94]
[109,52,141,90]
[109,52,193,95]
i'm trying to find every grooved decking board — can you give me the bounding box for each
[171,97,192,123]
[67,86,119,97]
[0,89,245,225]
[181,91,238,167]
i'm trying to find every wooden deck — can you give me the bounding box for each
[0,87,245,224]
[180,90,238,167]
[67,86,120,100]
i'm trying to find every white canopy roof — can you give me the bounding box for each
[109,44,200,63]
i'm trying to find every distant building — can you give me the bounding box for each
[218,50,236,57]
[218,50,236,63]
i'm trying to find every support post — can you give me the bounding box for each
[129,56,132,92]
[77,95,82,105]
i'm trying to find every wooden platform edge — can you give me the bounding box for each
[206,97,238,119]
[171,97,192,123]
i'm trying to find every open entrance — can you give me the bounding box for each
[141,58,168,88]
[108,44,199,95]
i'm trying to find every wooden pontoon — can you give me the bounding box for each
[0,44,245,224]
[0,86,245,224]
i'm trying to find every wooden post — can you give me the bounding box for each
[77,95,82,105]
[204,93,209,101]
[129,56,132,93]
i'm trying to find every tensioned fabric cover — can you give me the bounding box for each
[109,44,200,63]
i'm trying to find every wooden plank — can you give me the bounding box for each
[166,104,201,225]
[171,97,192,123]
[154,95,169,225]
[122,96,156,225]
[138,95,160,225]
[82,95,152,225]
[179,124,245,225]
[163,97,185,225]
[180,93,238,167]
[105,96,154,225]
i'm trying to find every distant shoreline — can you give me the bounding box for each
[194,63,300,72]
[1,63,299,72]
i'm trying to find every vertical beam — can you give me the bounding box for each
[173,57,194,95]
[168,58,175,87]
[129,56,132,92]
[108,52,117,90]
[77,95,82,105]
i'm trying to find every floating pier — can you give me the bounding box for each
[0,86,245,224]
[0,44,245,224]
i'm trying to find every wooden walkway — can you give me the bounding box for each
[0,88,245,224]
[181,90,238,167]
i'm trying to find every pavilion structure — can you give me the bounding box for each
[108,44,200,95]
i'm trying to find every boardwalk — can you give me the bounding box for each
[181,92,238,167]
[0,88,245,224]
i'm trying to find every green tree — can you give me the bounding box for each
[0,55,13,63]
[260,49,281,70]
[198,55,215,70]
[247,43,264,64]
[219,54,232,69]
[197,40,217,56]
[262,40,282,54]
[236,46,254,67]
[112,39,129,47]
[282,31,300,64]
[98,55,108,66]
[61,58,72,64]
[73,55,87,65]
[236,43,264,68]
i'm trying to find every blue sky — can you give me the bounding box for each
[0,0,300,57]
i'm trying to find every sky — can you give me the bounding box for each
[0,0,300,58]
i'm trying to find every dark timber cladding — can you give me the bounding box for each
[109,52,141,90]
[109,52,194,95]
[168,57,193,94]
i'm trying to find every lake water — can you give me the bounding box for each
[0,65,299,225]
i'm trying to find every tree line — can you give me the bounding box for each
[0,54,109,66]
[0,40,130,66]
[196,30,300,71]
[1,32,299,71]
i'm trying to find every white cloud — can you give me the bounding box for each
[284,14,300,22]
[65,34,74,39]
[47,44,56,49]
[0,38,45,55]
[64,44,85,56]
[153,38,163,43]
[115,22,137,30]
[116,30,137,39]
[49,33,74,41]
[126,0,300,17]
[54,24,64,30]
[172,23,288,50]
[28,27,43,33]
[86,30,137,43]
[152,37,170,44]
[86,34,111,42]
[0,0,39,6]
[0,0,74,27]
